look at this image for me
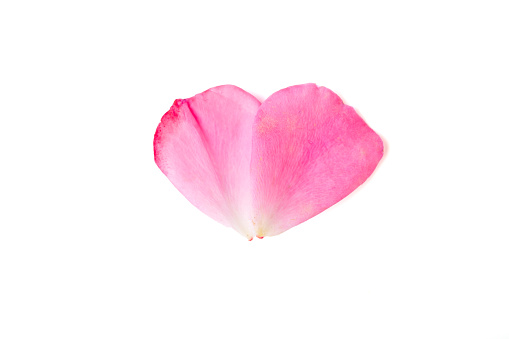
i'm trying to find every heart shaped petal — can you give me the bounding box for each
[251,84,383,237]
[155,84,383,239]
[154,85,261,239]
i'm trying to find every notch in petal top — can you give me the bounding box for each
[251,84,383,237]
[154,85,261,239]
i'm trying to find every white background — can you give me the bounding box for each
[1,1,508,338]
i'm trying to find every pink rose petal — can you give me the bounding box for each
[154,84,383,239]
[154,85,261,239]
[251,84,383,237]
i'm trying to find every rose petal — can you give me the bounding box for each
[154,85,260,239]
[251,84,383,237]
